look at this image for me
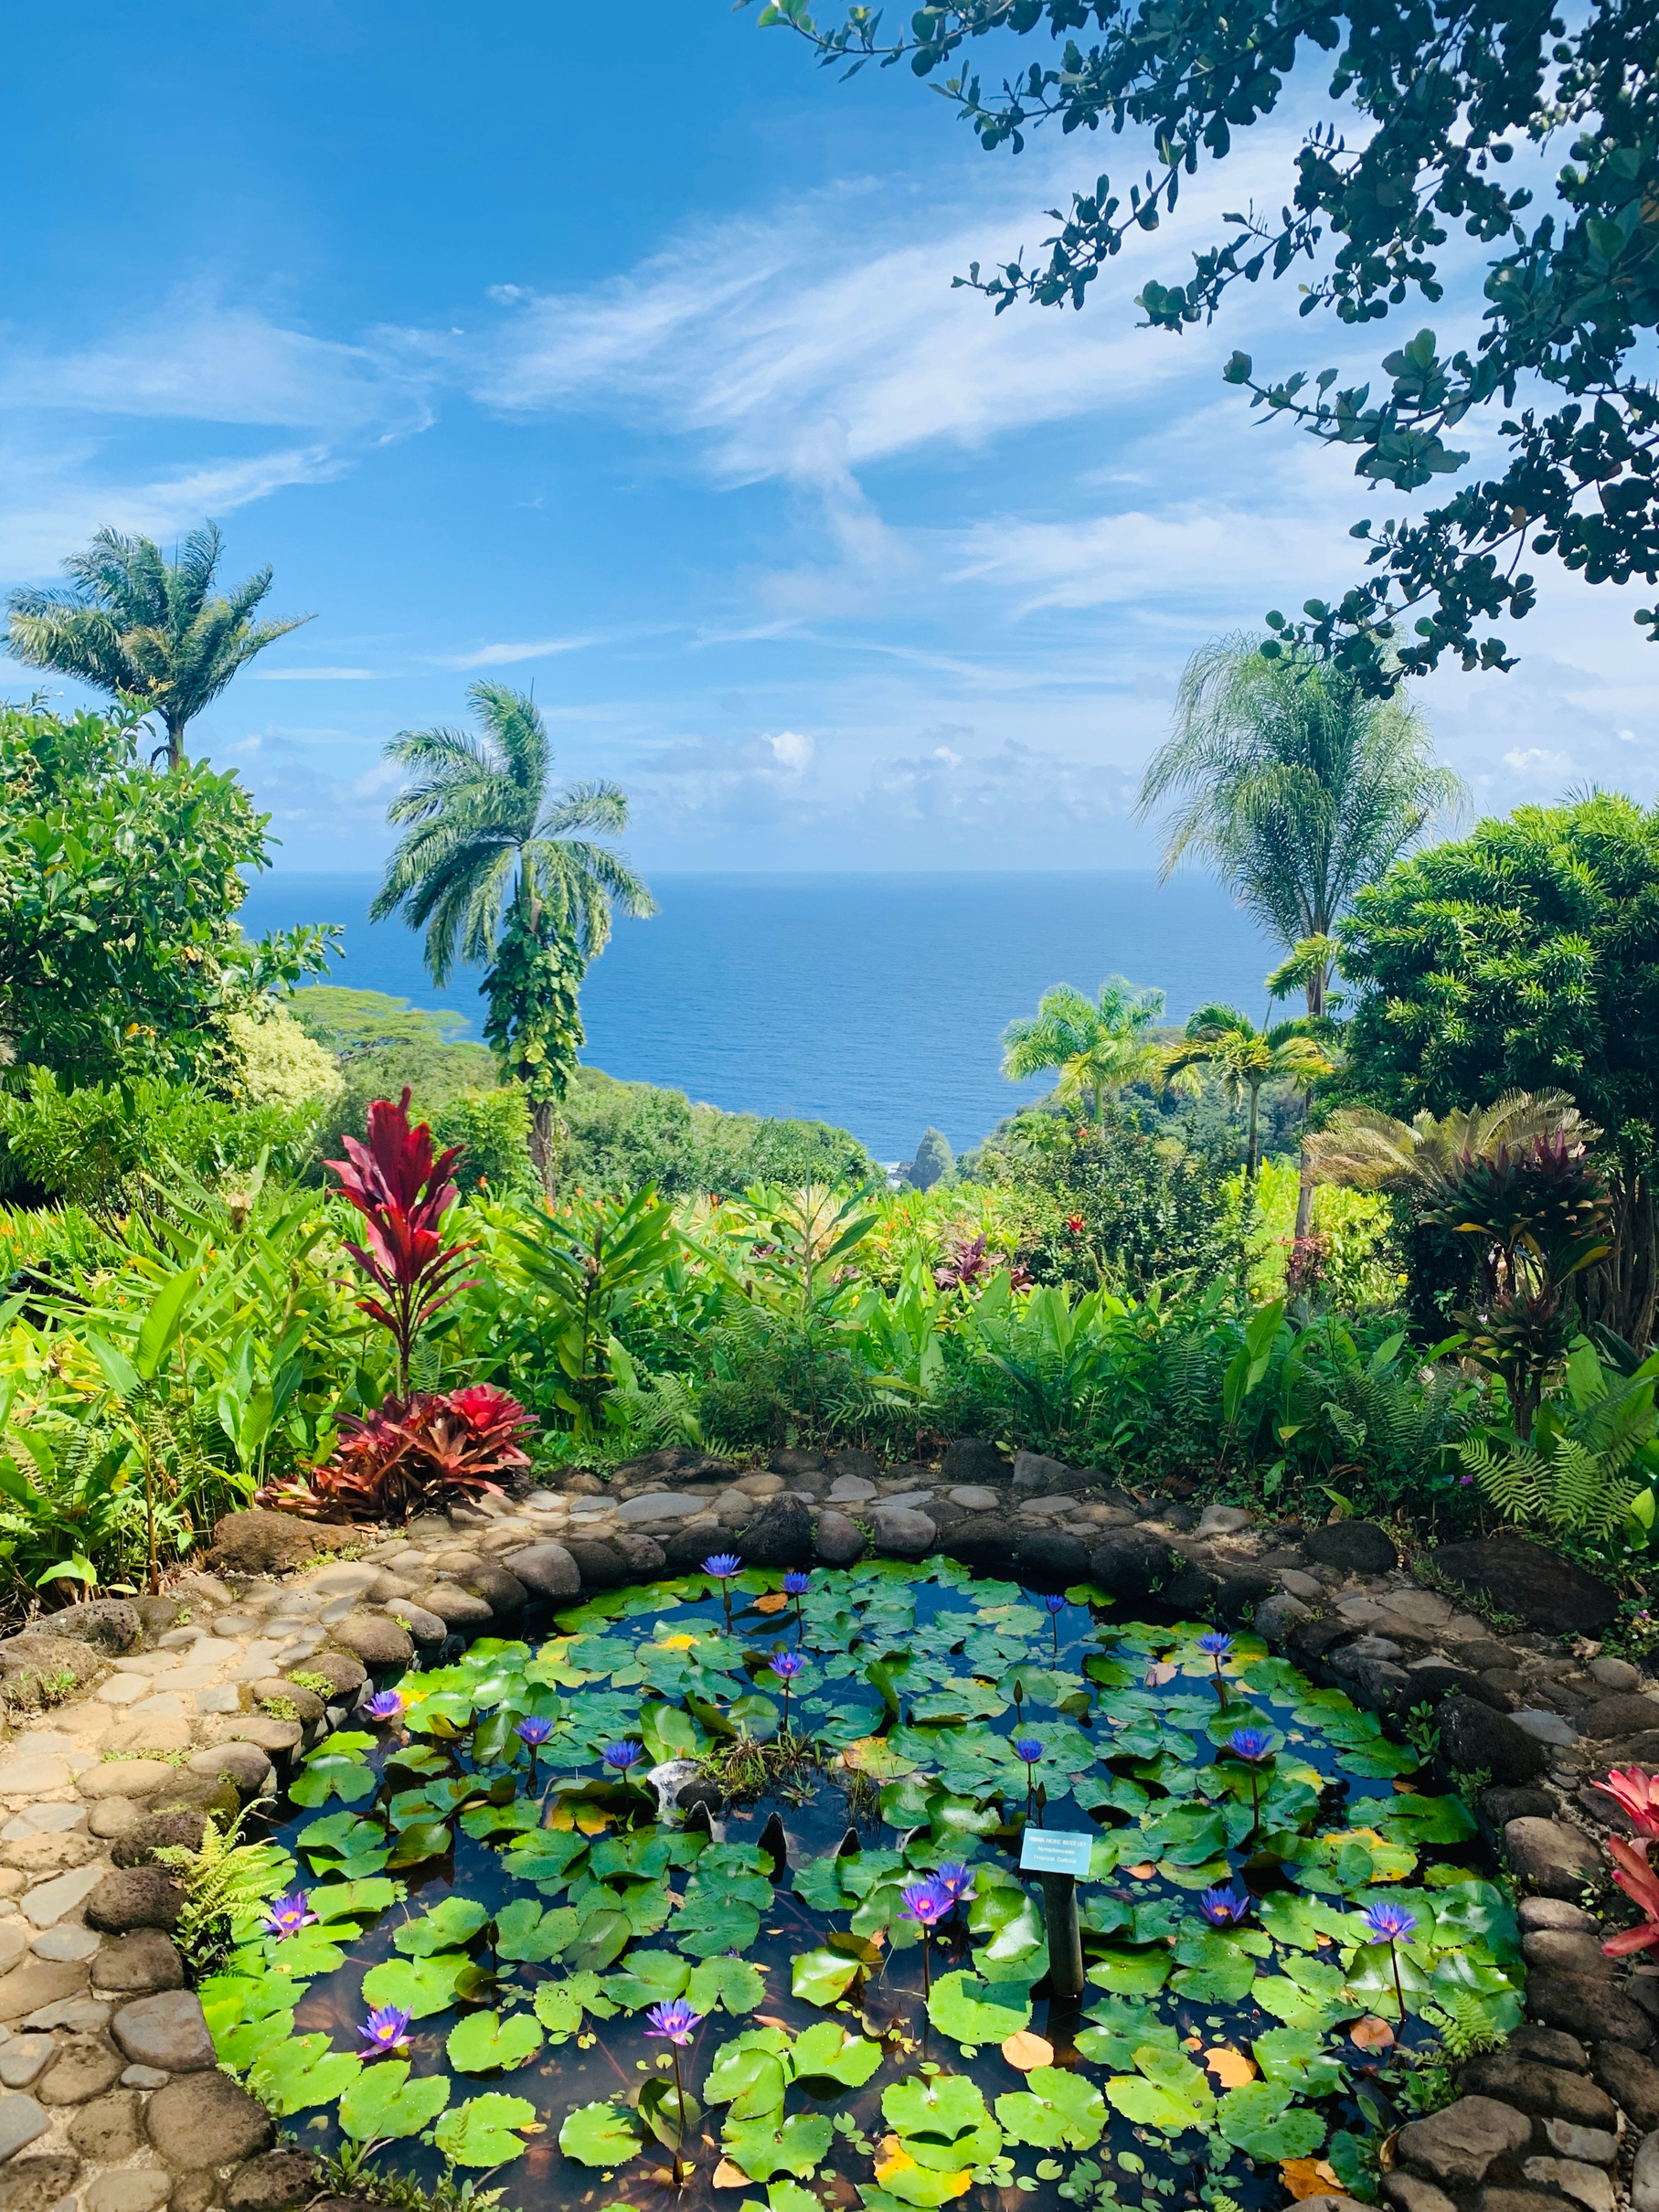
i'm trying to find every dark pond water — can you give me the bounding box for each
[205,1565,1520,2212]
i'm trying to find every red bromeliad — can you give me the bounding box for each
[327,1090,477,1388]
[1591,1766,1659,1839]
[1602,1835,1659,1957]
[258,1383,534,1523]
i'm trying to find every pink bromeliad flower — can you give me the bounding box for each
[1591,1765,1659,1839]
[1603,1836,1659,1957]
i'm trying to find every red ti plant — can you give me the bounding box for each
[1591,1765,1659,1838]
[1601,1834,1659,1957]
[258,1383,534,1524]
[327,1090,477,1389]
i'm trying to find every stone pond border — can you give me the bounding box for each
[0,1441,1654,2212]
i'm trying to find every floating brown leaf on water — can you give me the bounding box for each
[1351,2016,1397,2050]
[1281,2160,1341,2200]
[753,1594,788,1614]
[1144,1663,1178,1686]
[1001,2031,1053,2070]
[1126,1862,1158,1880]
[1393,1780,1419,1793]
[1205,2047,1257,2087]
[712,2159,750,2189]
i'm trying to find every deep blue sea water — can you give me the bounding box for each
[239,871,1280,1161]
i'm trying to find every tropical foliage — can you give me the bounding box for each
[5,524,310,768]
[370,682,654,1188]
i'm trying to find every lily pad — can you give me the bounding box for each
[394,1897,490,1956]
[791,1947,864,2006]
[1217,2079,1327,2160]
[723,2113,835,2182]
[927,1971,1033,2049]
[558,2100,644,2167]
[249,2034,361,2114]
[994,2068,1107,2150]
[338,2061,451,2143]
[446,2010,545,2074]
[359,1952,472,2019]
[436,2093,540,2167]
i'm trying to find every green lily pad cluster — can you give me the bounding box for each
[204,1560,1521,2212]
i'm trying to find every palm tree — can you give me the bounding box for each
[1001,977,1166,1122]
[371,682,655,1188]
[1162,1005,1335,1180]
[5,525,312,769]
[1136,637,1465,1017]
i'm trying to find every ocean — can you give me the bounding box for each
[238,871,1281,1163]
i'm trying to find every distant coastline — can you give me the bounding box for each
[239,869,1281,1159]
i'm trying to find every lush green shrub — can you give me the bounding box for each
[432,1089,535,1195]
[225,1005,343,1111]
[0,1070,319,1210]
[561,1067,878,1198]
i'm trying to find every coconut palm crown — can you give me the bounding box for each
[5,524,312,769]
[1001,977,1166,1122]
[1138,636,1465,1016]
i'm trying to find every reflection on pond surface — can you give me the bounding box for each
[199,1563,1521,2212]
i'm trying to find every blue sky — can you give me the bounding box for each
[6,0,1655,873]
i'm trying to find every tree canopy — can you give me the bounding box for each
[1336,791,1659,1342]
[5,524,310,767]
[1140,637,1463,1012]
[0,699,332,1088]
[751,0,1659,687]
[1001,976,1165,1119]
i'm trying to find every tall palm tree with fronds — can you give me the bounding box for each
[1001,977,1166,1122]
[371,682,654,1189]
[1137,637,1465,1016]
[5,525,312,769]
[1162,1005,1335,1180]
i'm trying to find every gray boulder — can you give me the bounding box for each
[33,1601,140,1654]
[1439,1695,1549,1787]
[1430,1536,1617,1635]
[941,1439,1006,1486]
[1504,1817,1603,1900]
[737,1495,814,1570]
[501,1542,580,1599]
[813,1510,867,1566]
[112,1989,215,2072]
[146,2071,275,2166]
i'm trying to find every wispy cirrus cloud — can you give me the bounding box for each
[433,636,600,670]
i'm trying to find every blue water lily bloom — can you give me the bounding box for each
[357,2005,412,2058]
[934,1863,978,1909]
[1043,1593,1068,1614]
[603,1740,644,1771]
[1362,1901,1419,1944]
[515,1716,554,1748]
[1227,1727,1272,1762]
[263,1891,318,1941]
[782,1570,811,1597]
[1198,1884,1252,1928]
[899,1879,952,1930]
[643,1999,702,2045]
[1013,1738,1045,1763]
[362,1690,405,1723]
[703,1554,742,1578]
[1197,1631,1235,1657]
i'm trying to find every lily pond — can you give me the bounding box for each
[204,1563,1523,2212]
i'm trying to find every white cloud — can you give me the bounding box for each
[250,665,387,680]
[767,730,814,771]
[435,637,598,669]
[1503,746,1577,775]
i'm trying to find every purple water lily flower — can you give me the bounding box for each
[515,1716,554,1748]
[603,1740,644,1771]
[362,1690,404,1723]
[1362,1901,1419,1944]
[357,2005,412,2058]
[1198,1884,1252,1928]
[934,1863,978,1909]
[705,1552,742,1629]
[1228,1728,1272,1762]
[643,1999,703,2045]
[770,1651,806,1680]
[1363,1899,1419,2025]
[263,1890,318,1941]
[1013,1737,1045,1763]
[899,1879,952,1930]
[1043,1593,1068,1614]
[1197,1632,1235,1656]
[782,1570,811,1597]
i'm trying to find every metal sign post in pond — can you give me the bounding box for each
[1020,1827,1090,1999]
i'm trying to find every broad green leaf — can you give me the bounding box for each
[640,2077,702,2153]
[249,2034,361,2114]
[565,1909,633,1973]
[446,2010,544,2074]
[1074,1999,1181,2074]
[558,2100,643,2167]
[687,1954,766,2016]
[790,2020,882,2089]
[994,2068,1106,2151]
[723,2113,833,2182]
[493,1897,569,1962]
[435,2092,540,2166]
[1104,2047,1215,2137]
[927,1971,1032,2049]
[606,1951,692,2010]
[791,1947,863,2006]
[394,1897,490,1956]
[338,2060,450,2143]
[1084,1946,1171,1996]
[705,2029,791,2122]
[360,1953,472,2019]
[1217,2079,1327,2161]
[1253,2026,1347,2095]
